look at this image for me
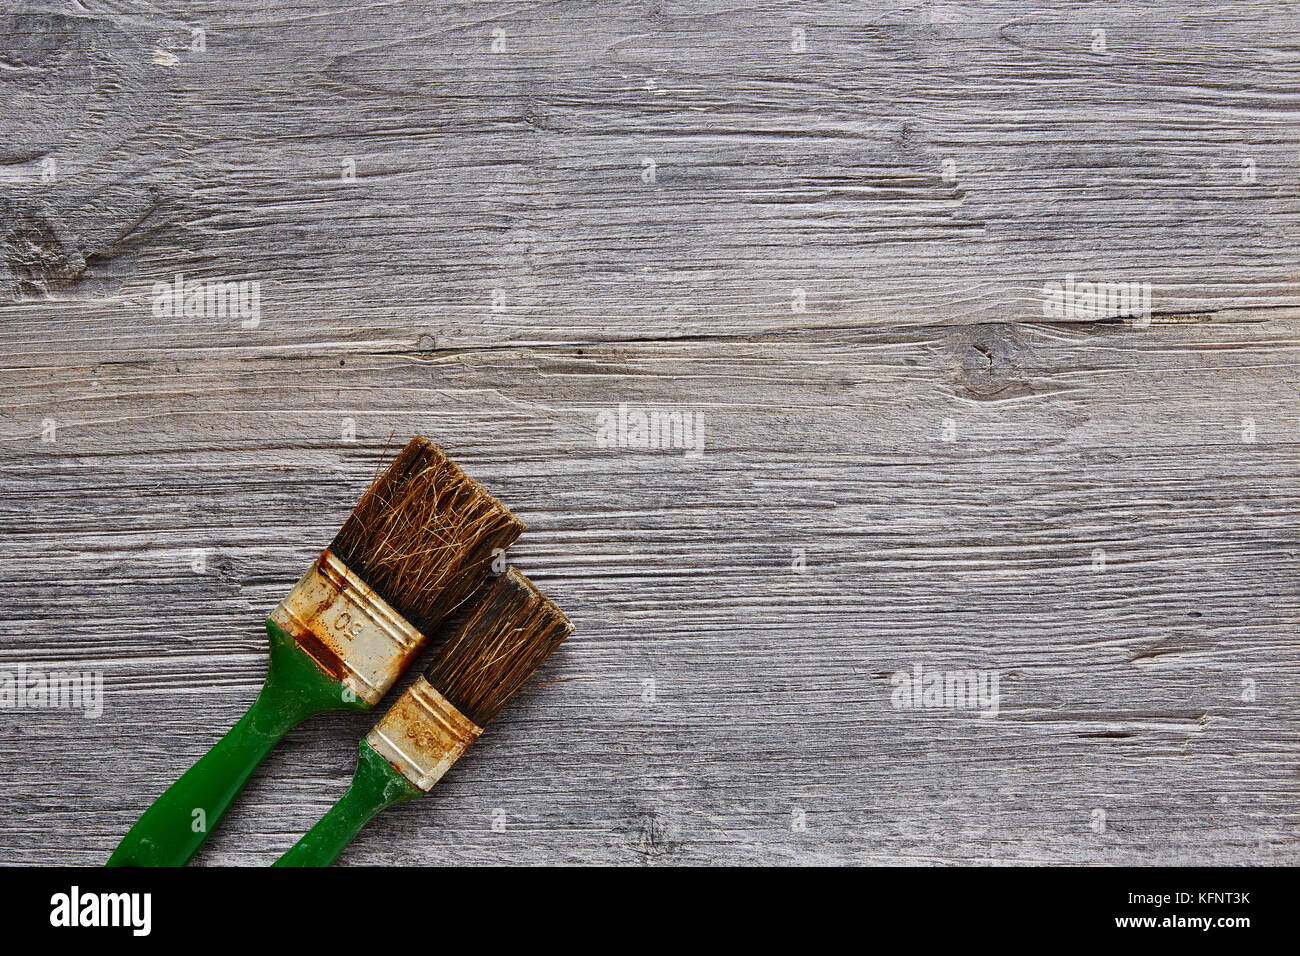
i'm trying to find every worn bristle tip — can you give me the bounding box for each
[424,568,573,727]
[329,436,525,634]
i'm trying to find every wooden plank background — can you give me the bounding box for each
[1,0,1297,865]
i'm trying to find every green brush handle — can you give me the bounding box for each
[274,740,421,867]
[108,619,368,867]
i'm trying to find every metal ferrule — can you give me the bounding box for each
[269,549,425,706]
[364,676,482,791]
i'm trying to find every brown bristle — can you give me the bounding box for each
[424,567,572,727]
[329,437,524,634]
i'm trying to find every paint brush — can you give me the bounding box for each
[108,436,524,867]
[274,567,571,866]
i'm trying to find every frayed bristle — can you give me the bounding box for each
[424,568,572,727]
[329,436,525,634]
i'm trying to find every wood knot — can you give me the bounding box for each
[1,201,85,299]
[626,807,681,862]
[943,324,1035,401]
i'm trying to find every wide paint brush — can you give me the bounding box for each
[275,567,571,866]
[109,437,523,866]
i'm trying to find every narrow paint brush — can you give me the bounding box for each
[109,436,523,867]
[274,567,571,866]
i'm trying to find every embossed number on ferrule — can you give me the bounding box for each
[365,677,482,791]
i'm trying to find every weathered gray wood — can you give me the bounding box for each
[1,0,1298,865]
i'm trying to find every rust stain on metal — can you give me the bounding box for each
[289,625,347,681]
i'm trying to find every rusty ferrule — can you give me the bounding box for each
[364,676,482,791]
[269,549,426,706]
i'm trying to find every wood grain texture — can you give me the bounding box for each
[0,0,1297,865]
